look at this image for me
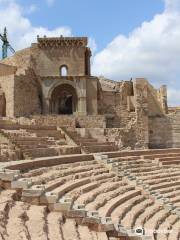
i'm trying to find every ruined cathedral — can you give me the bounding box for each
[0,36,176,149]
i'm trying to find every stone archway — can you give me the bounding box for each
[50,84,77,115]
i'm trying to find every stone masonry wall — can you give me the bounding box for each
[13,115,106,128]
[149,112,180,148]
[13,70,42,117]
[0,74,14,117]
[98,81,135,128]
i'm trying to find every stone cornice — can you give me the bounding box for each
[37,37,88,48]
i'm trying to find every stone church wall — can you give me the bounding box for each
[97,81,136,128]
[1,48,32,74]
[13,71,42,117]
[0,74,14,117]
[34,48,85,77]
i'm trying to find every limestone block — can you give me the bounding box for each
[164,204,175,211]
[142,184,150,190]
[0,169,20,181]
[171,209,180,216]
[106,159,114,164]
[40,192,58,204]
[94,154,108,161]
[85,211,101,224]
[162,198,169,204]
[11,178,32,189]
[127,229,141,238]
[54,197,73,211]
[136,179,143,185]
[99,217,114,232]
[141,236,153,240]
[123,170,131,176]
[114,224,128,236]
[22,185,45,197]
[67,204,87,218]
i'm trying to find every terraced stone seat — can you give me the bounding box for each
[0,148,179,239]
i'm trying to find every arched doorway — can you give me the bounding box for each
[50,84,77,115]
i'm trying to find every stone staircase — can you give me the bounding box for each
[0,123,81,159]
[63,127,118,153]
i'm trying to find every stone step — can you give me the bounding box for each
[15,140,56,146]
[7,154,95,171]
[83,145,118,153]
[23,146,80,158]
[82,142,114,146]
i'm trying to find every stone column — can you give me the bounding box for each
[43,97,50,115]
[77,96,87,115]
[76,78,87,116]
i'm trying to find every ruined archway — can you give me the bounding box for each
[50,84,77,115]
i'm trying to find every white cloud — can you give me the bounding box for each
[92,0,180,106]
[0,0,71,51]
[168,88,180,106]
[88,37,97,56]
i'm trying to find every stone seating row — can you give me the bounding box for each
[96,153,180,239]
[0,168,152,239]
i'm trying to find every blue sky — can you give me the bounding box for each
[16,0,164,51]
[0,0,180,105]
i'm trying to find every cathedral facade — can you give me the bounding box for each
[0,37,99,117]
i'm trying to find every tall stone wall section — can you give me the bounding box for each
[0,74,14,117]
[133,79,149,149]
[98,81,135,128]
[13,70,42,117]
[149,112,180,148]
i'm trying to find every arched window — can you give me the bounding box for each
[60,65,68,77]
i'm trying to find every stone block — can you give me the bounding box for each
[84,211,101,224]
[0,169,20,181]
[40,192,58,204]
[114,224,128,236]
[99,217,114,232]
[22,185,45,197]
[164,204,175,211]
[11,178,32,189]
[94,154,108,161]
[67,204,87,218]
[54,197,73,211]
[141,236,153,240]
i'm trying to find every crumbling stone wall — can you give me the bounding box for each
[0,131,22,161]
[104,125,137,150]
[98,80,135,128]
[147,83,167,116]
